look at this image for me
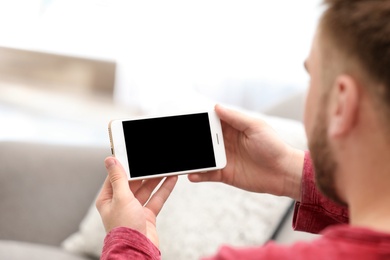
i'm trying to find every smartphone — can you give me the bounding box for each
[108,110,226,180]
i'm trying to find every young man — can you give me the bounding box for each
[96,0,390,258]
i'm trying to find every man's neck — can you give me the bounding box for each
[349,192,390,233]
[344,146,390,233]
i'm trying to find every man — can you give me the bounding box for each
[95,0,390,259]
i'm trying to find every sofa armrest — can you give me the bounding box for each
[0,142,109,247]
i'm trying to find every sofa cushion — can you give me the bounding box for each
[0,240,93,260]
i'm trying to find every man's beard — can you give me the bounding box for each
[308,107,347,206]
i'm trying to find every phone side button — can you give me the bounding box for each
[111,148,114,155]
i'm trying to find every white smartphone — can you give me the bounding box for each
[108,110,227,181]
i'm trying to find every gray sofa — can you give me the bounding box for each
[0,142,109,260]
[0,141,294,260]
[0,90,319,259]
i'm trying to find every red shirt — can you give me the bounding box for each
[101,152,390,259]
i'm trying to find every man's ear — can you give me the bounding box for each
[328,75,359,138]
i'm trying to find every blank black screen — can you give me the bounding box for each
[123,113,216,178]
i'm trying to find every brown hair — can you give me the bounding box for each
[319,0,390,108]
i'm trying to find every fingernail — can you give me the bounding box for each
[105,158,116,169]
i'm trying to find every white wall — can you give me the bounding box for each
[0,0,323,113]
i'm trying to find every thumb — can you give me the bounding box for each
[215,104,255,132]
[105,157,132,198]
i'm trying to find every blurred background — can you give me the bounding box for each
[0,0,322,146]
[0,2,323,258]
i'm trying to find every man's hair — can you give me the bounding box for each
[320,0,390,112]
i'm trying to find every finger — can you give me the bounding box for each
[134,177,164,206]
[187,170,223,183]
[95,175,113,211]
[145,176,178,216]
[105,157,133,199]
[215,104,255,132]
[129,179,143,194]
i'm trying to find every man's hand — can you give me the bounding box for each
[96,157,177,248]
[188,105,304,201]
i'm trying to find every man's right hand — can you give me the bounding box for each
[188,104,305,201]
